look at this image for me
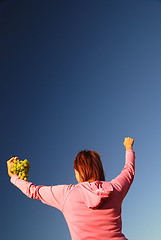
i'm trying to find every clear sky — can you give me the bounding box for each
[1,1,161,240]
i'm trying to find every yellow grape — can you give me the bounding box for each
[11,158,30,181]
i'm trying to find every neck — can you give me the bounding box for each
[88,178,96,182]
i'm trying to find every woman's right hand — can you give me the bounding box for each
[123,137,134,150]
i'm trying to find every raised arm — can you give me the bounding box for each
[7,158,73,211]
[111,137,135,199]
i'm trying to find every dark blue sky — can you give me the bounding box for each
[1,1,161,239]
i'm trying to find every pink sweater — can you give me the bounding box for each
[11,150,135,240]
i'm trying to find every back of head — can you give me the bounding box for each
[74,150,105,182]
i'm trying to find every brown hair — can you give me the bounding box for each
[74,150,105,182]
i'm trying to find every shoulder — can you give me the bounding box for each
[51,183,78,195]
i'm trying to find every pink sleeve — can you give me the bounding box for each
[10,176,73,211]
[111,149,135,198]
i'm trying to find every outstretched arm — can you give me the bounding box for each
[10,175,72,211]
[111,137,135,198]
[7,157,72,211]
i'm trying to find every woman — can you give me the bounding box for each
[7,137,135,240]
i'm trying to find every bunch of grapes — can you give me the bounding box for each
[11,158,30,181]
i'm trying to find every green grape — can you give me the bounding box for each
[11,158,30,181]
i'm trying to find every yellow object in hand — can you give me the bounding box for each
[11,158,30,181]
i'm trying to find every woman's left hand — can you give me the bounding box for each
[7,157,19,178]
